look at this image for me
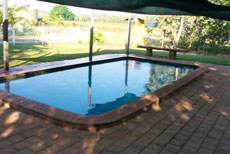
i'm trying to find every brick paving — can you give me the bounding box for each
[0,63,230,154]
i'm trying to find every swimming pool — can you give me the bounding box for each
[0,55,207,129]
[0,58,194,115]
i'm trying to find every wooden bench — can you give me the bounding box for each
[137,45,188,59]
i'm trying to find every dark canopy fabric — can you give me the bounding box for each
[38,0,230,20]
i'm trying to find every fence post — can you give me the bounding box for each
[12,26,15,45]
[41,26,45,45]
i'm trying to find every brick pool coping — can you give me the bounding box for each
[0,54,208,130]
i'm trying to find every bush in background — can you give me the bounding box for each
[93,30,106,45]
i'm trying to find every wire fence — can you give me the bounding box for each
[0,26,91,45]
[0,23,148,47]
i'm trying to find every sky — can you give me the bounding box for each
[2,0,133,16]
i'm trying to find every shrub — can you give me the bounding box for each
[93,30,106,45]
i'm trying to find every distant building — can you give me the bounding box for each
[125,17,145,45]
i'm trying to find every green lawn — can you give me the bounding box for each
[0,43,230,68]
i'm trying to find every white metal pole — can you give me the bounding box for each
[12,26,15,45]
[133,17,137,45]
[3,0,9,70]
[91,10,95,27]
[41,26,44,45]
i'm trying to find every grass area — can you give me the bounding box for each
[0,43,230,68]
[131,48,230,65]
[0,43,127,67]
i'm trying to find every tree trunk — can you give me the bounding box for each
[161,30,166,48]
[173,17,184,49]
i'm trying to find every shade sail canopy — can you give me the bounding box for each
[38,0,230,20]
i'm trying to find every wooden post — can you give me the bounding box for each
[126,15,132,55]
[161,30,166,48]
[89,10,94,62]
[146,48,153,56]
[3,0,9,70]
[169,51,176,59]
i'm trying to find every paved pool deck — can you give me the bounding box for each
[0,56,230,154]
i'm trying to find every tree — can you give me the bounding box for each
[49,5,75,21]
[0,6,26,25]
[93,30,106,45]
[40,15,64,26]
[179,16,230,54]
[208,0,230,6]
[152,16,185,49]
[149,9,230,54]
[173,16,184,49]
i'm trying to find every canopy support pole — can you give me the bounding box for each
[88,65,92,107]
[133,17,137,45]
[3,0,9,70]
[124,60,128,94]
[126,15,132,56]
[89,10,94,62]
[89,27,94,62]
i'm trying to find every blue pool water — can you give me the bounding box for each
[0,59,195,115]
